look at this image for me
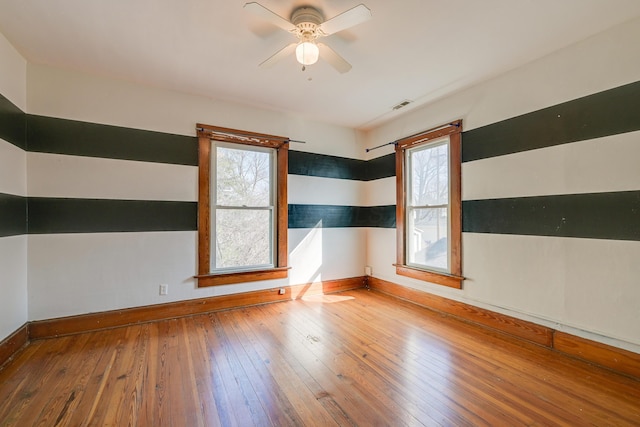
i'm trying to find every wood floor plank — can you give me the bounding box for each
[0,340,46,422]
[137,322,158,427]
[254,303,401,426]
[321,292,570,424]
[349,291,619,424]
[186,315,224,427]
[220,310,305,427]
[227,308,338,427]
[111,324,151,427]
[242,305,356,426]
[81,333,126,425]
[161,319,201,427]
[358,290,640,424]
[44,330,117,427]
[179,317,212,427]
[0,289,638,426]
[284,300,452,426]
[77,332,125,426]
[295,295,508,426]
[206,313,269,426]
[5,334,94,426]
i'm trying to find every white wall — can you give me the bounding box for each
[364,18,640,352]
[0,31,26,112]
[26,63,365,320]
[26,64,362,158]
[0,31,27,341]
[288,175,366,286]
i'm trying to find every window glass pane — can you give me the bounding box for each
[408,207,448,271]
[216,146,271,207]
[410,143,448,207]
[214,209,272,270]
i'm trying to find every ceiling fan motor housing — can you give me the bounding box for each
[291,7,324,41]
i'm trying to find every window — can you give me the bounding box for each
[395,120,463,288]
[213,142,275,271]
[196,124,289,287]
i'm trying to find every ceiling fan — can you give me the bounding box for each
[244,2,372,73]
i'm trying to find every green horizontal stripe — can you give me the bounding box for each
[463,80,640,162]
[463,191,640,241]
[288,151,395,181]
[0,193,27,237]
[0,94,26,149]
[28,198,198,234]
[27,115,198,165]
[288,204,396,228]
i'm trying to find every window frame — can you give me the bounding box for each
[195,124,289,287]
[394,120,463,289]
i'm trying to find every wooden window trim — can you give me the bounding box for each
[395,120,463,289]
[195,124,289,287]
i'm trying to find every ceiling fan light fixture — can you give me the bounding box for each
[295,41,319,65]
[245,2,371,72]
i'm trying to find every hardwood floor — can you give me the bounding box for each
[1,289,639,426]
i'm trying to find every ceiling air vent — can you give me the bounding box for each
[392,100,412,110]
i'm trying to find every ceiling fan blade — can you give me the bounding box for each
[259,43,297,68]
[318,43,352,73]
[244,2,296,33]
[318,4,371,36]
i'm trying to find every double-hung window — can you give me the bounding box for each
[395,120,463,288]
[213,142,275,271]
[196,124,289,287]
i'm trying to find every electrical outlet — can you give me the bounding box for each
[159,284,168,295]
[365,266,372,276]
[278,288,286,295]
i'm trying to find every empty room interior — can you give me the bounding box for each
[1,1,639,425]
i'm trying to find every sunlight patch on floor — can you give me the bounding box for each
[301,294,355,303]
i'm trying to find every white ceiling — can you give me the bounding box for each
[1,0,639,130]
